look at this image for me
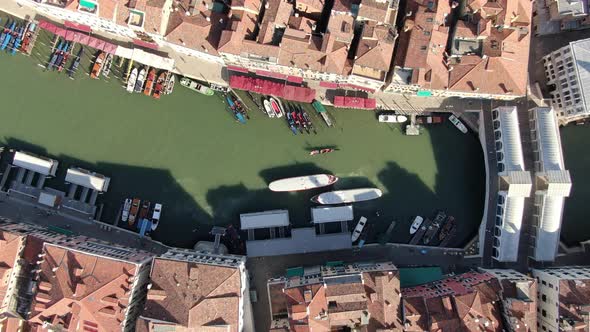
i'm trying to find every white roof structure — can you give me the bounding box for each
[240,210,290,230]
[492,107,531,263]
[495,194,526,262]
[65,167,110,192]
[311,205,354,224]
[496,106,525,172]
[115,47,175,71]
[12,151,58,176]
[530,107,572,262]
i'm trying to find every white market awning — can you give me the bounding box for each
[240,210,289,230]
[115,46,174,71]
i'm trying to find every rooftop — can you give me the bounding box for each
[29,243,140,331]
[140,255,245,331]
[570,39,590,115]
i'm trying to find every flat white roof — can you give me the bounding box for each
[532,107,565,172]
[534,195,564,261]
[495,194,525,262]
[496,106,525,172]
[65,167,110,192]
[311,205,354,224]
[13,151,58,176]
[240,210,289,230]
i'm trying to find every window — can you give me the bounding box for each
[542,309,547,317]
[424,31,431,36]
[542,280,547,285]
[542,294,547,302]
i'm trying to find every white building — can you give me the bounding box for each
[543,38,590,123]
[529,107,572,262]
[490,106,532,262]
[532,267,590,332]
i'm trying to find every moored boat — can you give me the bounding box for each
[144,68,156,96]
[438,216,455,242]
[0,21,16,51]
[134,67,146,92]
[139,200,151,219]
[311,188,383,205]
[409,216,424,234]
[449,114,468,134]
[263,99,275,118]
[180,77,214,95]
[126,67,138,93]
[379,113,408,123]
[269,174,338,192]
[68,46,83,78]
[151,203,162,231]
[121,198,132,223]
[165,73,175,94]
[351,216,367,242]
[269,97,284,118]
[90,51,105,79]
[152,72,166,99]
[102,53,113,77]
[285,112,298,135]
[128,198,141,226]
[312,100,333,127]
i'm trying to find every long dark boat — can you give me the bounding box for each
[152,72,166,99]
[438,216,455,242]
[53,42,69,71]
[2,22,17,51]
[11,26,24,55]
[285,112,298,135]
[297,109,310,134]
[19,21,36,53]
[47,41,64,70]
[0,20,9,47]
[409,218,432,245]
[422,211,446,245]
[68,46,83,78]
[57,42,72,72]
[300,105,316,134]
[290,107,303,133]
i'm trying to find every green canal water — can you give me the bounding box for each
[560,126,590,245]
[0,27,485,249]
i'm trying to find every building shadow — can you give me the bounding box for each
[2,138,212,249]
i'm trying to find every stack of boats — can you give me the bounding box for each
[259,97,317,135]
[0,19,38,55]
[121,198,163,234]
[124,65,175,98]
[408,210,456,246]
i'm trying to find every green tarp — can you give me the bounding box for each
[399,267,443,287]
[286,267,304,278]
[417,90,433,97]
[79,0,97,10]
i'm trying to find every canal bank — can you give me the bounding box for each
[0,27,484,250]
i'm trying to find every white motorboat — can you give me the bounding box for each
[269,174,338,192]
[311,188,382,205]
[134,68,146,93]
[121,198,132,223]
[269,97,285,118]
[151,203,162,231]
[351,216,367,242]
[379,113,408,123]
[263,99,275,117]
[409,216,424,234]
[126,68,138,93]
[449,114,468,133]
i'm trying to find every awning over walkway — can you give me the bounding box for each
[38,20,118,54]
[256,69,287,80]
[311,205,354,223]
[115,46,174,70]
[64,21,92,33]
[333,96,376,110]
[230,75,315,102]
[65,167,110,192]
[133,39,158,50]
[227,65,249,73]
[13,151,58,176]
[240,210,290,230]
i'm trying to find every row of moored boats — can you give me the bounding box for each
[408,210,456,246]
[0,19,37,56]
[121,198,163,232]
[123,65,175,99]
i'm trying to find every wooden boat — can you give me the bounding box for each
[10,26,24,55]
[449,115,468,133]
[379,113,408,123]
[139,200,150,219]
[263,99,275,118]
[144,68,156,96]
[126,67,138,93]
[128,198,141,226]
[19,21,35,53]
[47,40,63,70]
[179,77,214,95]
[152,72,166,99]
[301,106,316,134]
[134,67,147,93]
[422,211,446,245]
[53,42,69,71]
[102,53,113,77]
[285,112,298,135]
[269,97,284,118]
[57,42,72,72]
[121,198,132,223]
[68,47,83,78]
[0,21,16,51]
[165,73,175,94]
[226,95,246,124]
[351,216,367,242]
[438,216,455,242]
[309,148,334,156]
[90,51,105,79]
[5,24,19,52]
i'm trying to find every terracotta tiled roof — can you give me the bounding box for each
[263,0,294,25]
[141,258,242,331]
[288,15,317,34]
[295,0,325,14]
[558,279,590,326]
[230,0,263,14]
[454,20,479,39]
[357,0,392,23]
[402,297,428,331]
[326,13,355,43]
[354,23,395,72]
[115,0,166,35]
[218,13,258,54]
[98,0,118,21]
[165,9,227,55]
[28,244,138,331]
[0,231,24,310]
[332,0,353,13]
[499,279,537,332]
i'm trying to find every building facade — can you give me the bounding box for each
[543,39,590,124]
[532,267,590,331]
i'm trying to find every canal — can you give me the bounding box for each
[0,23,485,249]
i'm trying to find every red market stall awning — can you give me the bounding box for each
[333,96,376,110]
[54,27,67,37]
[320,81,338,88]
[64,30,76,41]
[283,85,315,103]
[103,42,117,54]
[256,69,287,80]
[364,98,376,109]
[133,39,158,50]
[229,75,314,102]
[227,65,249,73]
[287,75,303,84]
[339,83,376,94]
[64,21,92,33]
